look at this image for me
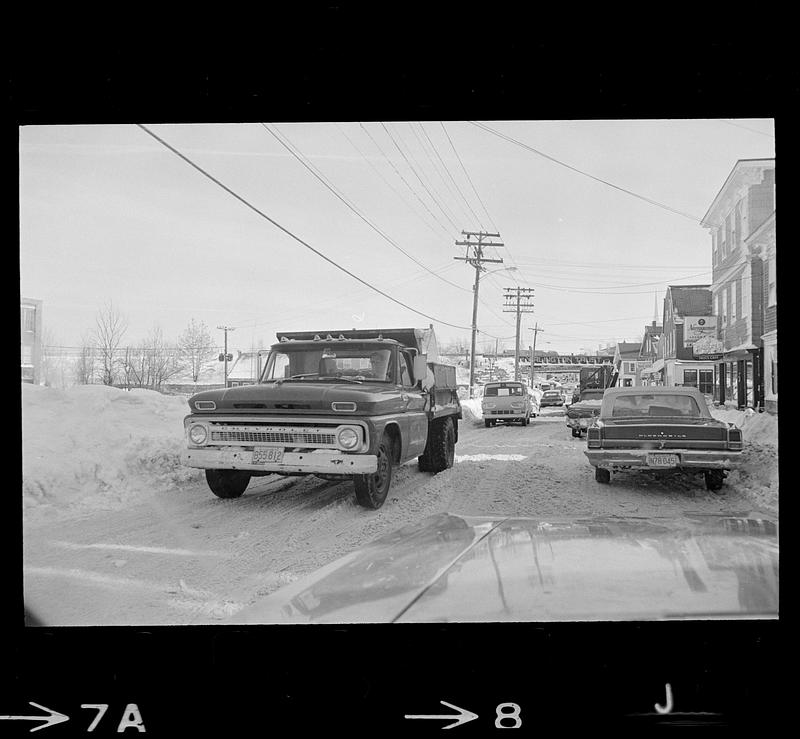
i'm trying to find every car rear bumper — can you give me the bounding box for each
[182,447,378,474]
[584,448,742,470]
[566,417,594,428]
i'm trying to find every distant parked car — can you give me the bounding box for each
[481,381,534,427]
[585,387,743,490]
[539,389,564,407]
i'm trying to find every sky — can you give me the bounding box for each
[19,119,775,356]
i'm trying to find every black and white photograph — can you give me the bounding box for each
[19,118,777,630]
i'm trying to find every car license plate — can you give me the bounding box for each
[252,448,284,464]
[647,453,679,467]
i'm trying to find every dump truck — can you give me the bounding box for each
[181,327,461,509]
[566,365,617,437]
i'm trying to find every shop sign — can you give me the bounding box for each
[684,316,717,346]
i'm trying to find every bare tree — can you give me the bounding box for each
[177,318,215,387]
[145,326,181,390]
[93,302,128,386]
[75,334,96,385]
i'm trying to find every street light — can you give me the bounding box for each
[469,266,518,398]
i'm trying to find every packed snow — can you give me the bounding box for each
[22,384,201,516]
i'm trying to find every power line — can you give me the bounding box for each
[411,122,481,229]
[380,122,461,232]
[441,121,499,233]
[401,122,469,228]
[470,121,713,226]
[717,120,775,139]
[262,123,471,295]
[359,122,454,238]
[136,124,471,331]
[336,123,446,241]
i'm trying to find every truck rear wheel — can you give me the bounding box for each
[484,419,491,428]
[705,470,725,492]
[595,467,611,484]
[419,417,455,473]
[354,434,393,509]
[205,469,251,498]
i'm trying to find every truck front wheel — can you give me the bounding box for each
[354,434,393,509]
[205,469,251,498]
[595,467,611,484]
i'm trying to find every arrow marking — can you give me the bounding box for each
[405,700,479,729]
[0,702,70,732]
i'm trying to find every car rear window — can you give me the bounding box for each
[484,385,524,397]
[610,394,701,417]
[544,391,559,396]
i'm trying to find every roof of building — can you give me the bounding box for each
[616,342,642,359]
[667,285,712,316]
[702,158,775,227]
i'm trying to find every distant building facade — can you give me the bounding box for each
[21,297,43,384]
[613,342,643,387]
[661,285,716,395]
[702,158,775,409]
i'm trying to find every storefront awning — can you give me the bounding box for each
[723,343,759,362]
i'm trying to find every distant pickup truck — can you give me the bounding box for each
[181,328,461,509]
[584,387,743,491]
[565,387,606,437]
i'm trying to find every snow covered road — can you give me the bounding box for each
[23,399,775,626]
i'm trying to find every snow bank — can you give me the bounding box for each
[459,398,483,423]
[22,384,200,514]
[710,407,779,514]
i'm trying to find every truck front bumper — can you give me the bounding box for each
[182,447,378,475]
[584,448,742,470]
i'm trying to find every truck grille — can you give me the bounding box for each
[211,429,337,445]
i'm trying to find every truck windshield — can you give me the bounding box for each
[484,385,524,397]
[261,344,395,383]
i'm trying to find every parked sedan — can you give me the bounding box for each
[585,387,743,490]
[539,389,564,407]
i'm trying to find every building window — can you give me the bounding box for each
[718,226,725,256]
[725,213,732,254]
[717,292,723,326]
[731,279,737,322]
[683,369,698,388]
[623,378,632,387]
[21,345,33,364]
[699,369,713,395]
[768,252,776,307]
[21,305,36,333]
[741,272,748,319]
[734,201,742,248]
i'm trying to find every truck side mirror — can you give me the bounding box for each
[413,354,429,388]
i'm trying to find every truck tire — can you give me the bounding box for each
[354,434,393,509]
[484,419,491,428]
[595,467,611,484]
[205,469,251,498]
[704,470,725,492]
[419,417,455,473]
[571,428,580,437]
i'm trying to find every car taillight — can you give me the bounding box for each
[587,425,602,448]
[727,426,743,450]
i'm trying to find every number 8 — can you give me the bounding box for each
[495,702,522,729]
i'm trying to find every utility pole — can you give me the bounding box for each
[529,323,544,386]
[217,325,235,387]
[502,287,535,381]
[454,230,504,397]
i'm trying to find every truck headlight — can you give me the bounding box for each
[189,424,208,445]
[337,427,360,450]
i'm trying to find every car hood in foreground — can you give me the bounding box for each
[231,512,778,624]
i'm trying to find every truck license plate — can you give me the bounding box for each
[252,448,284,464]
[647,453,679,467]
